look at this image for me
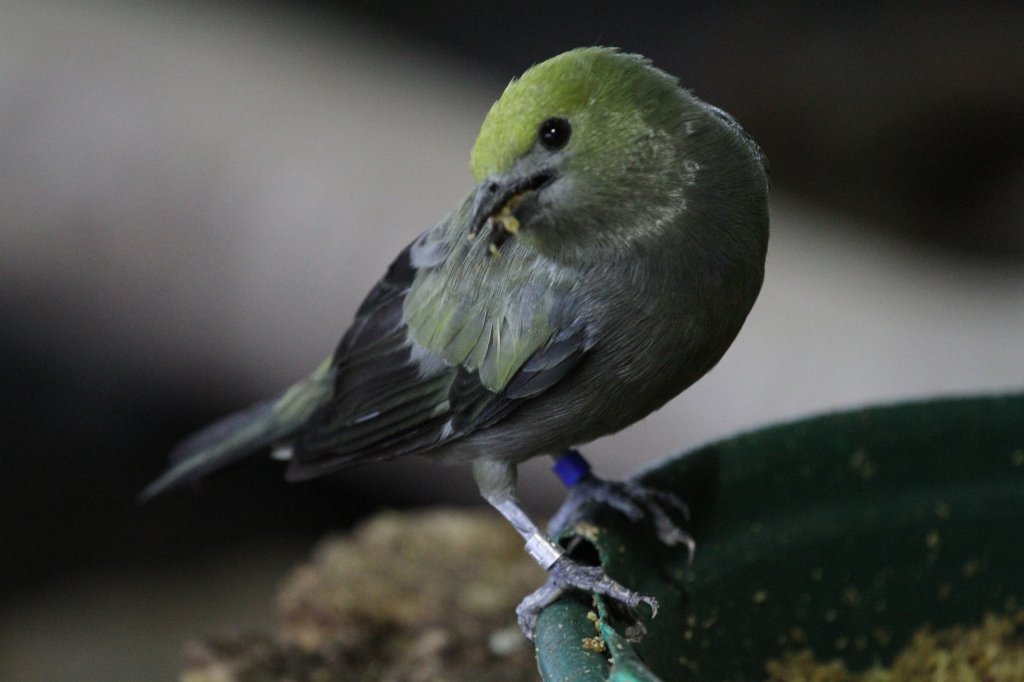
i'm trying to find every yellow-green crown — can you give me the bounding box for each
[469,48,667,181]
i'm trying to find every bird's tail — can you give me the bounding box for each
[140,359,334,501]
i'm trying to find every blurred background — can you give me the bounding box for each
[2,1,1022,678]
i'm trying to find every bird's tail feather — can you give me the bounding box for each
[140,359,334,501]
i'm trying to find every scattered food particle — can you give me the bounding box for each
[767,611,1024,681]
[581,636,607,654]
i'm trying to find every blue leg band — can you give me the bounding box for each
[552,449,591,487]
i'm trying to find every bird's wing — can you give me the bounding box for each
[287,202,590,480]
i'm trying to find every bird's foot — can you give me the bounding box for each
[549,453,695,560]
[516,556,658,641]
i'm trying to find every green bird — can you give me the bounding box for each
[143,47,769,638]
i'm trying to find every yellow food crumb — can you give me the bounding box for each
[849,450,877,480]
[841,586,862,608]
[766,611,1024,681]
[572,521,602,541]
[493,192,528,235]
[501,214,520,234]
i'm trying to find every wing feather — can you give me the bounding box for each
[287,199,591,479]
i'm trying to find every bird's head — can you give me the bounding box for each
[468,47,769,267]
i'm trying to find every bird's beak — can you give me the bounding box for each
[468,164,556,250]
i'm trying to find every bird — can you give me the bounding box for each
[142,46,769,640]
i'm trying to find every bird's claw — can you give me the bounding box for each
[516,578,564,640]
[548,475,696,562]
[516,556,659,641]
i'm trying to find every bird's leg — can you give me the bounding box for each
[548,450,695,560]
[473,458,657,641]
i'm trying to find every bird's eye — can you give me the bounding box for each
[538,117,571,150]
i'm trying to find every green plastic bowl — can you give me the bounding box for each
[535,394,1024,681]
